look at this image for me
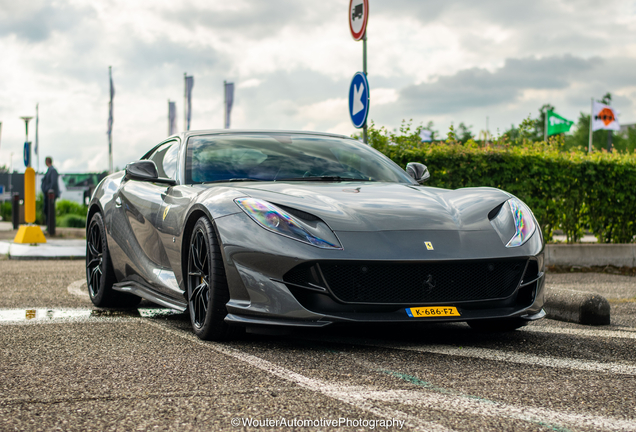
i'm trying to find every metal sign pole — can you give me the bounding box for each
[363,35,368,144]
[588,98,593,153]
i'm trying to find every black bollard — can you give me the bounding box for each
[47,189,56,236]
[12,193,19,230]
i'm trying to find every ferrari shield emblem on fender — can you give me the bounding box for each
[163,205,170,221]
[425,241,434,250]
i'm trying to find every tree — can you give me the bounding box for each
[502,115,536,145]
[601,92,612,105]
[533,103,555,141]
[420,121,439,141]
[456,122,474,143]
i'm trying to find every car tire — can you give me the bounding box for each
[187,216,238,341]
[467,318,527,332]
[86,212,141,308]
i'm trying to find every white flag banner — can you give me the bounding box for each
[185,76,194,131]
[225,82,234,129]
[168,101,177,135]
[592,101,620,131]
[420,129,432,142]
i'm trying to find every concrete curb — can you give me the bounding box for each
[0,240,86,260]
[544,288,611,325]
[545,244,636,267]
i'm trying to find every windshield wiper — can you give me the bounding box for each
[279,176,372,182]
[203,178,263,184]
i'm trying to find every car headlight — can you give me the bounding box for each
[234,198,342,249]
[490,197,537,248]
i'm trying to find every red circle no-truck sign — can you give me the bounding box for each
[349,0,368,41]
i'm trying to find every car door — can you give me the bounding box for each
[109,140,181,297]
[155,139,195,291]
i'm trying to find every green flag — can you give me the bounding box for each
[547,110,574,136]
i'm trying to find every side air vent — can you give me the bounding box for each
[488,202,505,220]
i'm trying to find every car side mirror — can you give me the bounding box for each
[125,160,176,186]
[406,162,430,183]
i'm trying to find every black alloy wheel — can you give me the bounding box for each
[86,217,104,299]
[86,212,140,308]
[187,217,236,340]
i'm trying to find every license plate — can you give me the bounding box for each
[406,306,460,318]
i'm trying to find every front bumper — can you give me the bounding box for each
[215,212,546,329]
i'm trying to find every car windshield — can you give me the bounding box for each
[185,133,415,184]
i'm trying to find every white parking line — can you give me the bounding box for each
[67,279,89,298]
[144,321,453,432]
[382,344,636,376]
[365,388,636,432]
[522,325,636,339]
[0,308,93,322]
[146,321,636,432]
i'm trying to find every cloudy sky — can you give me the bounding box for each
[1,0,635,173]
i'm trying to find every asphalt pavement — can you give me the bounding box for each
[1,259,635,431]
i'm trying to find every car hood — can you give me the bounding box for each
[233,182,510,232]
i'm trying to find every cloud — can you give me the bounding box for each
[164,0,330,39]
[0,0,635,173]
[0,1,95,42]
[397,55,602,115]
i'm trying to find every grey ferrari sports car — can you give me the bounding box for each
[86,130,545,340]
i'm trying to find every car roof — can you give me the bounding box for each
[176,129,351,141]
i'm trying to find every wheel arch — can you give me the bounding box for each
[181,205,222,295]
[86,203,103,237]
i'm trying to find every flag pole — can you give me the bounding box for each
[168,99,170,136]
[544,109,547,143]
[108,66,113,174]
[588,97,593,153]
[224,80,227,129]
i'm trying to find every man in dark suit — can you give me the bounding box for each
[41,156,60,225]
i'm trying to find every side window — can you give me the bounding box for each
[163,143,179,179]
[147,141,179,179]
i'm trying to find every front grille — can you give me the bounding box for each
[311,259,527,304]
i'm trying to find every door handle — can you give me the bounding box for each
[115,196,122,208]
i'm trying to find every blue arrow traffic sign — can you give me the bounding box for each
[348,72,369,129]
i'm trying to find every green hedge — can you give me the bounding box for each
[1,198,88,227]
[57,214,86,228]
[0,201,11,222]
[55,199,88,228]
[366,123,636,243]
